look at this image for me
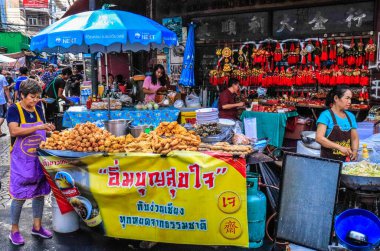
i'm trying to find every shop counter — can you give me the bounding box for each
[62,106,180,128]
[241,111,298,148]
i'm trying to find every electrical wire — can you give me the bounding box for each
[265,212,290,248]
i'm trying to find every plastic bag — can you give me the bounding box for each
[185,92,201,108]
[243,117,257,140]
[233,121,243,134]
[232,134,251,145]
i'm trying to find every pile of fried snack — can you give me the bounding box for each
[40,122,200,154]
[198,142,253,157]
[40,121,253,156]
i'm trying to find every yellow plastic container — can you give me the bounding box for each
[180,111,196,124]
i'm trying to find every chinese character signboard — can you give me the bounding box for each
[38,150,249,247]
[23,0,48,8]
[193,12,269,42]
[273,1,374,39]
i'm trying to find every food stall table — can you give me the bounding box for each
[241,111,298,148]
[62,106,180,128]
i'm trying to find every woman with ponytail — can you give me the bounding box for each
[316,85,359,161]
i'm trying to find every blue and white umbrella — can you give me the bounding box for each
[179,23,195,87]
[30,5,177,119]
[30,6,177,54]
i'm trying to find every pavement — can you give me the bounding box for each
[0,123,276,251]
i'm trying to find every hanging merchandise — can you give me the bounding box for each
[306,40,314,63]
[282,44,288,64]
[352,68,361,85]
[336,67,344,85]
[295,67,303,86]
[346,38,356,67]
[365,37,376,63]
[301,44,307,65]
[273,42,282,62]
[314,40,322,69]
[360,66,370,87]
[329,39,337,61]
[321,39,329,61]
[330,66,337,86]
[288,43,297,65]
[337,40,345,66]
[356,38,365,67]
[344,68,352,85]
[285,68,294,87]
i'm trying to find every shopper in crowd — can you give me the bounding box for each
[108,73,115,86]
[0,68,12,137]
[0,67,16,103]
[14,67,29,102]
[101,75,106,86]
[7,79,54,245]
[44,67,74,122]
[41,64,58,89]
[67,67,83,97]
[143,64,168,102]
[218,78,245,120]
[316,85,359,161]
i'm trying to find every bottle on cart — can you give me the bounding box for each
[86,96,92,109]
[361,143,369,161]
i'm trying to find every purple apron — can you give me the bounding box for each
[9,102,51,199]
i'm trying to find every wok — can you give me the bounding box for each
[341,163,380,192]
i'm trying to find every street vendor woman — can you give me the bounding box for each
[143,64,168,102]
[218,78,245,120]
[7,79,55,245]
[316,85,359,161]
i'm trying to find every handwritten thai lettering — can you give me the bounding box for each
[98,161,228,198]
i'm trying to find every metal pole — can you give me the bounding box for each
[89,0,98,97]
[105,52,110,120]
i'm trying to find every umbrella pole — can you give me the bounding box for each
[105,52,110,120]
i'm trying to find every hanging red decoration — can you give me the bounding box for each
[346,38,356,66]
[307,41,313,63]
[321,39,329,61]
[329,39,337,60]
[314,40,322,69]
[337,40,345,66]
[356,38,364,67]
[273,42,282,62]
[360,66,370,86]
[365,37,376,63]
[300,44,307,65]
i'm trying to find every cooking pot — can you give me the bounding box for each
[103,119,132,136]
[300,131,321,150]
[130,125,150,138]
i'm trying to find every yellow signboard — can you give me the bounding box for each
[39,150,248,247]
